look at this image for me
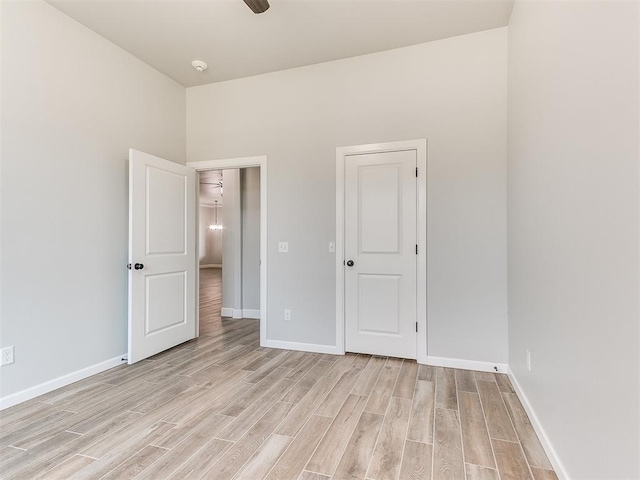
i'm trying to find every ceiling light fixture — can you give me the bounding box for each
[209,200,223,231]
[191,60,208,73]
[243,0,269,14]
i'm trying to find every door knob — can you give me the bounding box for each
[134,263,144,270]
[346,260,355,267]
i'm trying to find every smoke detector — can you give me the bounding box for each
[191,60,208,73]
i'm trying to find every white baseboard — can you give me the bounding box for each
[0,355,126,410]
[425,355,508,373]
[221,308,243,319]
[221,308,259,319]
[508,368,569,480]
[263,339,341,355]
[199,264,222,269]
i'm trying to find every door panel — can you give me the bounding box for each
[359,165,400,253]
[129,149,196,364]
[358,274,401,334]
[345,149,417,359]
[146,166,187,255]
[146,272,187,334]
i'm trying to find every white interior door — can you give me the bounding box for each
[344,149,417,359]
[128,149,196,364]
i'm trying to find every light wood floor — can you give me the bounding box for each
[0,269,557,480]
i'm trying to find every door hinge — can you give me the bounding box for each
[416,322,418,332]
[415,244,418,255]
[416,167,418,177]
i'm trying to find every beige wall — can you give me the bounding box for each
[220,168,261,314]
[187,27,509,363]
[199,205,223,265]
[241,167,261,311]
[1,0,186,398]
[507,1,640,478]
[222,169,242,312]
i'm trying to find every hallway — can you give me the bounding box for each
[198,267,224,337]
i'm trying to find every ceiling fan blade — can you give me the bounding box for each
[243,0,270,14]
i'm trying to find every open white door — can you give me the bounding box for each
[128,149,197,364]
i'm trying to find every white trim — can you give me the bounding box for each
[188,156,266,171]
[187,156,268,348]
[199,264,222,269]
[508,368,569,480]
[336,139,428,361]
[335,149,346,355]
[195,172,201,338]
[263,339,341,355]
[222,308,259,319]
[0,355,125,410]
[426,355,507,374]
[221,307,243,319]
[415,141,428,363]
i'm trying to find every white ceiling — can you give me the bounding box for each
[47,0,514,87]
[199,170,223,206]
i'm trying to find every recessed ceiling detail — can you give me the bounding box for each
[47,0,514,87]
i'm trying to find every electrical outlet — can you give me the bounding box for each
[284,309,292,321]
[526,350,531,372]
[329,242,336,253]
[1,346,14,366]
[278,242,289,253]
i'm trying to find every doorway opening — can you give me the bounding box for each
[197,167,261,336]
[188,156,268,346]
[335,140,427,363]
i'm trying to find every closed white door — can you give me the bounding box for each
[344,149,417,359]
[128,149,197,364]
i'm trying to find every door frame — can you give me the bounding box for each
[187,156,268,347]
[336,139,427,364]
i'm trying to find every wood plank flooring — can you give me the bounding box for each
[0,268,557,479]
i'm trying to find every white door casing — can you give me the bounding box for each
[337,140,427,362]
[128,149,197,364]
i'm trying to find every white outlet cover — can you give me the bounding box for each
[278,242,289,253]
[1,346,15,366]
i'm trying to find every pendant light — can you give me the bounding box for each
[208,200,223,231]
